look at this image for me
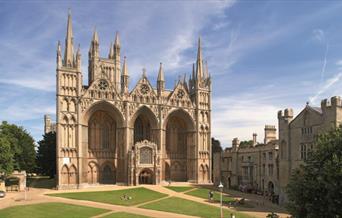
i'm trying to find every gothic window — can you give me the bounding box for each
[88,111,116,150]
[140,147,153,164]
[134,115,151,143]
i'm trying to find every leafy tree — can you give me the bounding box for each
[0,121,36,172]
[0,135,14,177]
[211,137,222,153]
[36,132,56,178]
[286,127,342,217]
[239,140,253,148]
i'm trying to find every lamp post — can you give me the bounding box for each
[218,182,223,218]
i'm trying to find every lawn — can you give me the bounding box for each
[164,186,194,192]
[103,212,150,218]
[0,202,108,218]
[140,197,251,218]
[48,187,167,206]
[186,187,235,204]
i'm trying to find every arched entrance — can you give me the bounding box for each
[101,165,115,184]
[139,169,153,184]
[164,109,195,182]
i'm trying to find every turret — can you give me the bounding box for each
[63,10,74,68]
[114,32,121,91]
[121,56,129,94]
[157,62,165,96]
[75,44,81,71]
[88,29,99,84]
[232,138,240,150]
[264,125,277,144]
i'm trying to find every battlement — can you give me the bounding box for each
[264,125,276,130]
[277,108,293,119]
[321,96,342,108]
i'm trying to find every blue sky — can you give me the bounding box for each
[1,0,342,147]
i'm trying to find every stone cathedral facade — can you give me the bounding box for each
[56,12,212,189]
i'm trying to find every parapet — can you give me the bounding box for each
[264,125,276,130]
[321,96,342,108]
[278,108,293,119]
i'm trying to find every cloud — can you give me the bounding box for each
[312,29,325,42]
[309,72,342,104]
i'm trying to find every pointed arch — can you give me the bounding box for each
[131,106,158,144]
[61,165,69,184]
[87,162,99,184]
[69,164,77,185]
[81,100,124,126]
[130,106,158,129]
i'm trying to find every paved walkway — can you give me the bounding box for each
[0,184,290,218]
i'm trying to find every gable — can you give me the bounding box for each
[81,78,122,101]
[290,106,323,128]
[167,81,193,108]
[130,76,157,100]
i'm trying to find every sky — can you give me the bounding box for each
[1,0,342,147]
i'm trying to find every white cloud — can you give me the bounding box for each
[312,29,325,42]
[309,72,342,104]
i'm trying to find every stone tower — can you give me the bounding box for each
[56,11,212,189]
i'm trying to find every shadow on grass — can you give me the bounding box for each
[27,176,56,189]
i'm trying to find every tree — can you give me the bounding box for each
[0,121,36,172]
[212,137,222,153]
[239,140,253,148]
[0,135,14,177]
[36,132,56,178]
[286,127,342,217]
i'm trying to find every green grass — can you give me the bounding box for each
[103,212,150,218]
[140,197,250,218]
[186,187,235,204]
[164,186,194,192]
[48,187,167,206]
[0,202,108,218]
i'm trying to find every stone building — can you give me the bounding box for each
[278,97,342,204]
[55,12,212,189]
[44,115,56,134]
[214,96,342,204]
[213,126,279,197]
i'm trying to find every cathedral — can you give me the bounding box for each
[56,12,212,189]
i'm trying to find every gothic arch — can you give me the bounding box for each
[69,164,77,185]
[131,106,158,144]
[163,109,195,131]
[81,100,124,126]
[130,106,158,129]
[100,163,115,184]
[61,165,69,184]
[87,162,99,184]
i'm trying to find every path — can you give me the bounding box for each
[0,184,291,218]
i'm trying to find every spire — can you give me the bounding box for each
[108,42,114,59]
[92,28,99,43]
[122,56,128,76]
[114,31,120,48]
[142,68,147,78]
[121,56,129,94]
[204,60,209,79]
[157,62,164,81]
[192,63,196,80]
[195,37,203,81]
[64,9,74,67]
[57,41,62,68]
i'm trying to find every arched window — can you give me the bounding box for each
[140,147,153,164]
[134,115,151,143]
[88,111,116,150]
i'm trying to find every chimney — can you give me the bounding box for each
[264,125,277,144]
[252,133,257,146]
